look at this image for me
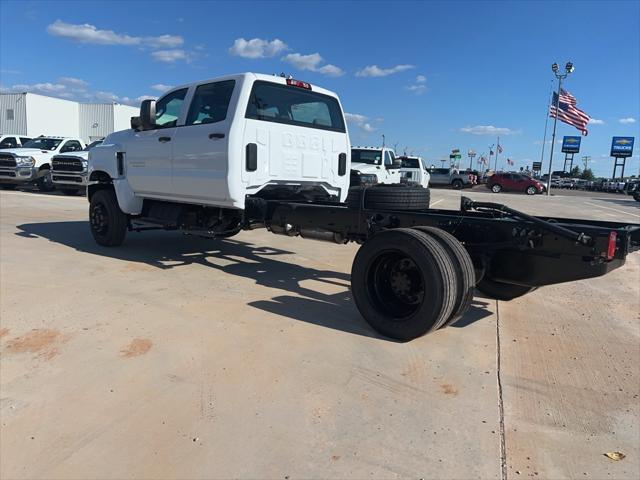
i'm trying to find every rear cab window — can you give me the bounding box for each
[245,80,345,132]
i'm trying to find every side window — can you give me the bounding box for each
[6,109,14,121]
[384,151,392,166]
[185,80,235,126]
[0,137,17,148]
[20,137,31,145]
[155,88,188,128]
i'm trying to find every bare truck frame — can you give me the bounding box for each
[93,183,640,341]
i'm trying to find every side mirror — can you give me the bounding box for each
[140,99,157,130]
[131,116,141,130]
[387,159,402,169]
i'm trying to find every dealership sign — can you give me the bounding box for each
[561,136,581,154]
[610,137,635,157]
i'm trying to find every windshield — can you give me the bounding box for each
[352,149,382,165]
[84,140,103,151]
[22,138,63,150]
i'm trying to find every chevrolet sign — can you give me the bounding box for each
[561,136,581,154]
[610,137,635,157]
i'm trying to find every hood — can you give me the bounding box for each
[351,162,381,174]
[54,151,89,160]
[0,148,53,157]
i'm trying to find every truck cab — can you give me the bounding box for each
[0,134,32,149]
[350,146,402,186]
[398,155,430,188]
[0,136,86,190]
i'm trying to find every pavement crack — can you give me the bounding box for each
[496,300,507,480]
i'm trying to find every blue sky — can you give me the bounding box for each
[1,0,638,177]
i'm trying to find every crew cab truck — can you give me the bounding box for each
[428,166,473,189]
[350,146,401,186]
[51,139,103,195]
[399,155,430,188]
[0,134,32,149]
[0,136,86,191]
[87,72,640,341]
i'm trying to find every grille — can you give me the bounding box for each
[52,156,84,172]
[0,155,16,168]
[52,175,82,183]
[0,171,16,177]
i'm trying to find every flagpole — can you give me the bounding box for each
[494,137,500,171]
[539,80,554,177]
[547,61,574,196]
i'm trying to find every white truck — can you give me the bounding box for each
[85,72,639,341]
[0,136,86,190]
[51,139,103,195]
[0,134,32,149]
[398,155,430,188]
[350,146,401,186]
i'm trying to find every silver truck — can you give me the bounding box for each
[427,167,474,189]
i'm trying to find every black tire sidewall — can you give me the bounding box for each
[89,189,127,246]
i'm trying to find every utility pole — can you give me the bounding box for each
[546,61,575,196]
[582,155,590,171]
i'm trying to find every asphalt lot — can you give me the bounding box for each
[1,188,638,479]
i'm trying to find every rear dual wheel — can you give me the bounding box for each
[351,227,474,341]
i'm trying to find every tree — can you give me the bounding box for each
[580,168,595,181]
[570,166,581,178]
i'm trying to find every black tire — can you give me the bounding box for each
[351,228,457,341]
[525,186,536,195]
[346,185,430,210]
[412,227,475,328]
[89,189,128,246]
[36,170,55,192]
[476,276,536,301]
[491,184,502,193]
[451,179,463,189]
[61,188,81,196]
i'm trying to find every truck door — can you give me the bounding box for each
[387,150,401,184]
[242,80,349,199]
[171,80,235,201]
[125,88,187,196]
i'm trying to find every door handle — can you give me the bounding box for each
[158,136,171,143]
[209,133,225,139]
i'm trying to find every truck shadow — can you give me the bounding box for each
[16,221,493,341]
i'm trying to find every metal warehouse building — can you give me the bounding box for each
[0,92,138,143]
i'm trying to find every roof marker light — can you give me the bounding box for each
[286,79,312,90]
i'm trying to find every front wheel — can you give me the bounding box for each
[451,179,463,189]
[89,189,128,246]
[36,170,55,192]
[491,184,502,193]
[525,186,537,195]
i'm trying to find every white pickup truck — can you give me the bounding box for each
[399,155,430,188]
[0,134,32,149]
[350,146,401,186]
[51,139,103,195]
[0,136,86,190]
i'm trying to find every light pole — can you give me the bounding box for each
[546,61,575,196]
[468,150,476,169]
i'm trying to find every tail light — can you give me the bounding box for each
[286,79,312,90]
[606,231,617,260]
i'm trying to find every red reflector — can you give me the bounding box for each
[606,231,617,260]
[286,79,312,90]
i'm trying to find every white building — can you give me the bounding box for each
[0,92,138,143]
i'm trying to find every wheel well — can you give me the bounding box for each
[87,171,114,201]
[38,164,50,171]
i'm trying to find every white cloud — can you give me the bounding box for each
[406,84,427,94]
[460,125,519,136]
[355,64,415,77]
[619,117,636,124]
[46,20,183,48]
[416,75,426,83]
[282,53,344,77]
[229,37,288,58]
[136,95,158,102]
[150,83,173,93]
[12,82,67,93]
[589,118,605,125]
[151,49,188,63]
[58,76,88,88]
[345,113,376,133]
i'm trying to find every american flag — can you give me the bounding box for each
[480,156,487,164]
[549,89,590,136]
[497,144,503,154]
[507,158,514,166]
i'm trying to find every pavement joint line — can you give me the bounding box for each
[430,199,443,207]
[0,191,84,200]
[584,201,640,218]
[496,299,507,480]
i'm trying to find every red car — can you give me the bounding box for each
[487,172,544,195]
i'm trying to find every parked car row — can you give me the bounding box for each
[0,135,102,194]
